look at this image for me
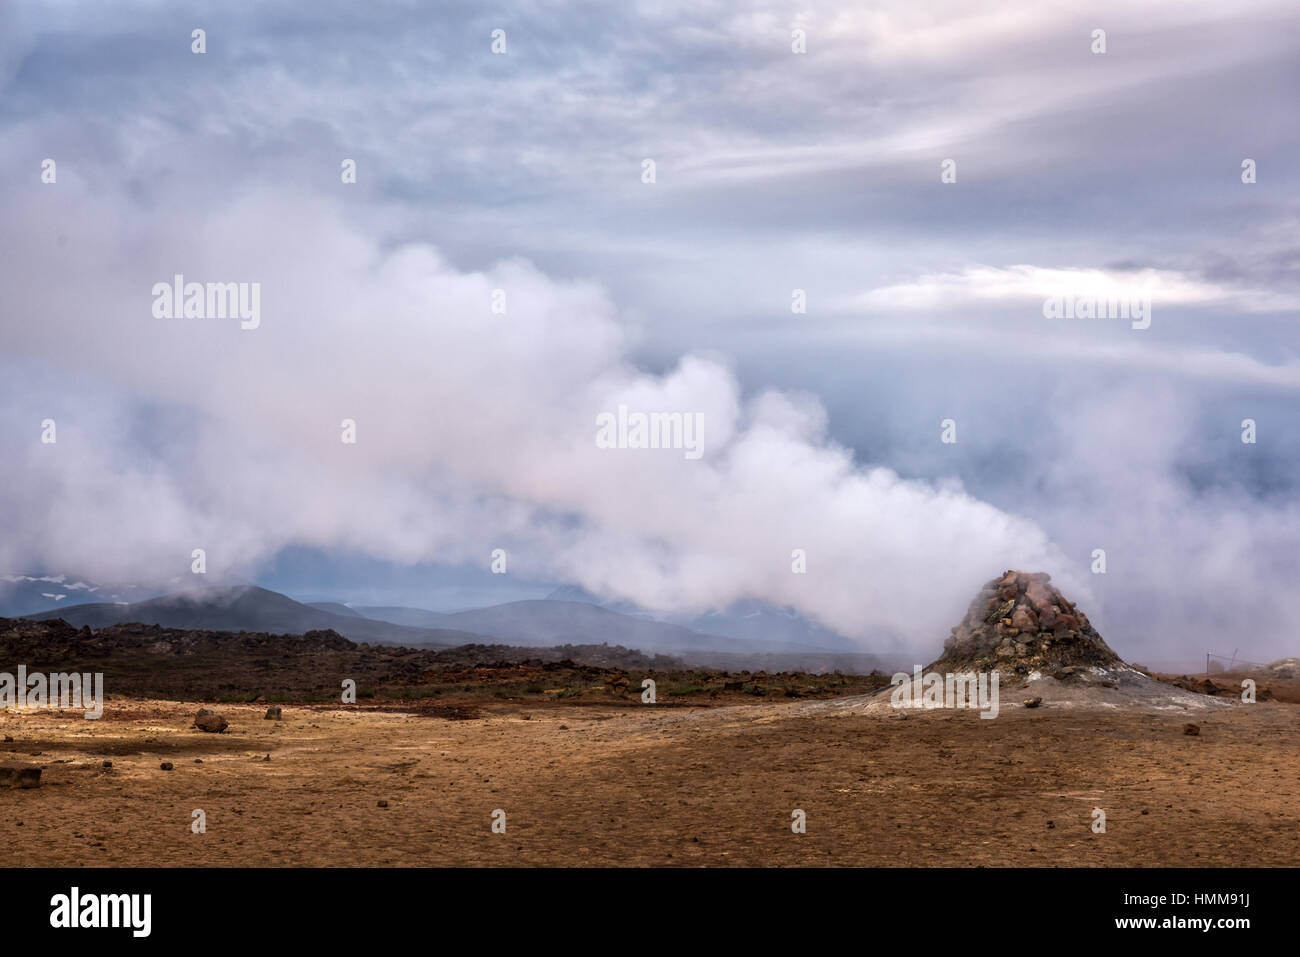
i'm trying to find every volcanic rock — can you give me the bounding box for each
[931,570,1122,679]
[194,709,228,733]
[813,571,1237,718]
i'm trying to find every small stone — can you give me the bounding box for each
[1183,723,1200,736]
[1023,696,1043,709]
[160,762,174,771]
[102,760,113,769]
[377,800,389,808]
[264,706,282,721]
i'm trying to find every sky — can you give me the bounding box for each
[1,0,1297,668]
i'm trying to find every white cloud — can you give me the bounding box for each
[848,264,1300,315]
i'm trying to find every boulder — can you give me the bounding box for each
[194,710,228,733]
[1011,604,1038,632]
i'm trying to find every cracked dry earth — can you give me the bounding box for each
[2,696,1297,866]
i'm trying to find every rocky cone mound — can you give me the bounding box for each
[928,570,1123,679]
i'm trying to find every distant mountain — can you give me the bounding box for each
[23,585,482,648]
[442,600,726,650]
[353,605,450,629]
[306,601,365,618]
[540,586,653,619]
[543,586,862,653]
[0,574,159,618]
[683,599,861,653]
[361,599,755,653]
[12,575,879,664]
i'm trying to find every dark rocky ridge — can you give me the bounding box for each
[0,616,889,707]
[0,616,683,701]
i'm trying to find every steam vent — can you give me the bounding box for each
[928,570,1123,679]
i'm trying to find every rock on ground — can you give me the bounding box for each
[193,709,228,733]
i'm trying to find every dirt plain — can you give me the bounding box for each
[3,683,1297,867]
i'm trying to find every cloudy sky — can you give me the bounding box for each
[1,0,1297,667]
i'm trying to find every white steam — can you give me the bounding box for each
[0,182,1083,653]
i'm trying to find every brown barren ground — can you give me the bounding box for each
[2,689,1297,867]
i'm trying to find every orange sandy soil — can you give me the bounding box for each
[2,695,1297,866]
